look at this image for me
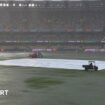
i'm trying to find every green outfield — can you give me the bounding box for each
[0,52,105,105]
[0,51,105,60]
[43,51,105,60]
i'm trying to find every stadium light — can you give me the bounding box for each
[13,3,16,6]
[0,3,2,7]
[28,3,31,7]
[32,3,34,7]
[28,3,35,7]
[3,3,6,7]
[19,3,22,7]
[6,3,9,7]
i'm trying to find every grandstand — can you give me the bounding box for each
[0,0,105,51]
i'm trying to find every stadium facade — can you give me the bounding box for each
[0,0,104,52]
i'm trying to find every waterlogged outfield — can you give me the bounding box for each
[0,66,105,105]
[0,52,105,105]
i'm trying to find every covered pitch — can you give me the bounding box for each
[0,58,105,70]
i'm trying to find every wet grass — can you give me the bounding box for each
[92,70,105,76]
[0,52,105,105]
[1,64,105,78]
[3,65,105,77]
[25,77,63,89]
[50,69,87,77]
[43,52,105,61]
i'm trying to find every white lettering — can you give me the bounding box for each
[0,90,9,96]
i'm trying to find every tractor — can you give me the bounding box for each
[29,51,43,58]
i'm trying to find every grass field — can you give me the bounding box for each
[0,52,105,105]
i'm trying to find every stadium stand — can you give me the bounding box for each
[0,0,104,51]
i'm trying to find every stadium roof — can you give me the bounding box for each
[0,0,99,1]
